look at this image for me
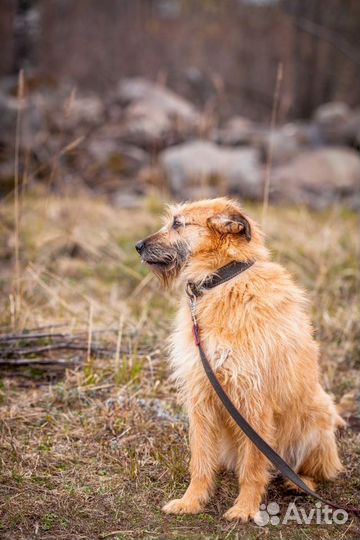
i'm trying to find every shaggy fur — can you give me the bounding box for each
[136,197,344,522]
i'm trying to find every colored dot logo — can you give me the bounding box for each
[254,502,280,526]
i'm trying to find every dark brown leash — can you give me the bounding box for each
[186,261,359,518]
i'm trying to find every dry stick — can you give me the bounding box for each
[261,62,283,228]
[0,357,81,367]
[0,342,150,357]
[0,332,70,342]
[0,343,119,357]
[0,327,130,341]
[114,313,124,373]
[0,323,70,336]
[86,301,94,366]
[0,330,154,354]
[59,136,85,156]
[13,70,25,326]
[100,531,136,539]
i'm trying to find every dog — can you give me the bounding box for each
[135,197,344,522]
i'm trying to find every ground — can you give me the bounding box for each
[0,188,359,539]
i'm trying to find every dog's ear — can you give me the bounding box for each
[207,212,251,241]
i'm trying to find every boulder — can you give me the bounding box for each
[117,77,200,148]
[271,148,360,208]
[314,101,350,128]
[213,116,257,146]
[160,140,263,199]
[46,91,105,132]
[257,123,308,165]
[0,87,105,163]
[88,138,150,176]
[313,102,358,146]
[75,136,150,191]
[118,77,196,120]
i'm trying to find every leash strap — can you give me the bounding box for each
[188,295,359,518]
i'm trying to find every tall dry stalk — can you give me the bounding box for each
[86,301,94,365]
[114,313,124,373]
[261,62,283,227]
[13,70,25,327]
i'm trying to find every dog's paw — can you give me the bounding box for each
[284,475,316,493]
[223,503,258,522]
[162,498,203,515]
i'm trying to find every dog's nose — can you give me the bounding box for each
[135,240,145,254]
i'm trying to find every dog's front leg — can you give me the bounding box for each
[162,406,218,515]
[224,410,274,522]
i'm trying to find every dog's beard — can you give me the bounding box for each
[142,240,189,288]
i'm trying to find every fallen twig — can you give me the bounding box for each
[0,357,81,366]
[0,327,157,370]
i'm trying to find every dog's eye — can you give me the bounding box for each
[172,218,182,230]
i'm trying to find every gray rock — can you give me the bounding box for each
[313,101,357,146]
[118,77,197,121]
[88,138,150,176]
[160,139,263,199]
[314,101,350,128]
[257,123,307,165]
[214,116,257,146]
[117,77,200,147]
[48,91,105,132]
[271,147,360,208]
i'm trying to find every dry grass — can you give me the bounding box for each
[0,188,359,539]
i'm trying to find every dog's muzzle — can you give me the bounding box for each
[135,238,189,271]
[135,240,176,267]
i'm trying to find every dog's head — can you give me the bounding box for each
[135,197,267,287]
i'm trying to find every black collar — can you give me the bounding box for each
[186,260,254,298]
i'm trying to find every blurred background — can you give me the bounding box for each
[0,0,359,205]
[0,2,359,539]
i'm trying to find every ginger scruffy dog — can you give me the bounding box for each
[135,197,344,522]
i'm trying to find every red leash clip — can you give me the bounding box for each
[192,323,200,346]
